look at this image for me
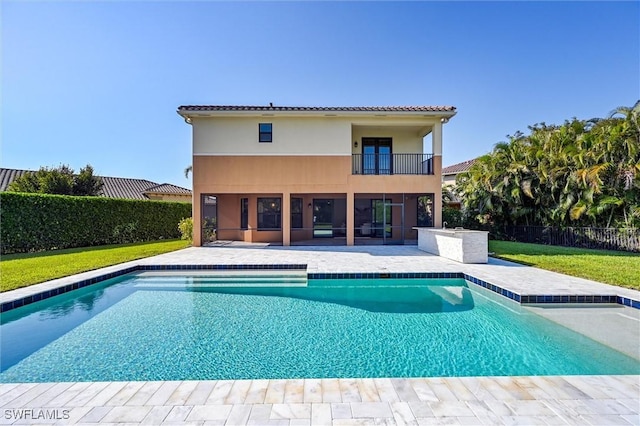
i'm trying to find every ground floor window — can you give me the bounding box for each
[257,198,281,230]
[240,198,248,229]
[417,194,434,227]
[291,198,303,229]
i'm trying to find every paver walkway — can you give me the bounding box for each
[1,246,638,425]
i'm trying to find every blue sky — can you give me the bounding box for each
[2,1,638,188]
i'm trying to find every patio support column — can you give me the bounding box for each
[346,191,355,246]
[193,193,202,247]
[432,121,443,228]
[282,192,291,246]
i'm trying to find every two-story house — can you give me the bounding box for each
[178,105,456,246]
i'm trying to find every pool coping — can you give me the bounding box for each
[2,249,638,424]
[2,263,638,313]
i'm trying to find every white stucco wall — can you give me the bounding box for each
[193,116,352,156]
[192,115,444,157]
[351,126,424,154]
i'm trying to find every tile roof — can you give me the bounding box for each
[442,158,478,175]
[0,168,29,192]
[178,105,456,113]
[0,168,191,200]
[144,183,193,195]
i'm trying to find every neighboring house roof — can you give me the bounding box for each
[144,183,193,196]
[0,168,191,200]
[178,105,457,113]
[442,158,477,175]
[0,168,29,192]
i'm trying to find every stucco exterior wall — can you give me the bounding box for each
[193,116,352,156]
[189,112,449,246]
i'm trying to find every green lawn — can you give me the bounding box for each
[0,239,190,292]
[489,240,640,290]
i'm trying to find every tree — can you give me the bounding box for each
[184,165,192,179]
[73,165,103,196]
[8,164,103,196]
[455,102,640,229]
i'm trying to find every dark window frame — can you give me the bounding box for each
[257,197,281,230]
[259,123,273,143]
[291,197,303,229]
[240,198,249,230]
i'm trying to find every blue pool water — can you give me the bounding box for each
[1,274,638,382]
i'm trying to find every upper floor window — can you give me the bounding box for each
[259,123,272,143]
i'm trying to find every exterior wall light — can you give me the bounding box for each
[354,141,358,148]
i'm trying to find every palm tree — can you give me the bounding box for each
[184,165,192,179]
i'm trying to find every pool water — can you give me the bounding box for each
[1,274,638,382]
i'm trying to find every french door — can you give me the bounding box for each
[362,138,392,175]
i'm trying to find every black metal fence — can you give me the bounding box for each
[352,153,434,175]
[503,226,640,252]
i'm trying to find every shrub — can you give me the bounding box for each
[0,192,192,254]
[178,217,193,242]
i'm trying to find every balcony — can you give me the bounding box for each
[352,153,434,175]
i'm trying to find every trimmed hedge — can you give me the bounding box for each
[1,192,192,254]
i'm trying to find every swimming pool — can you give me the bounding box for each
[1,273,638,382]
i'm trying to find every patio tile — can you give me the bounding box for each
[19,382,74,408]
[105,381,145,406]
[162,405,193,423]
[140,405,172,424]
[245,380,270,404]
[339,379,362,403]
[428,401,475,417]
[185,381,217,405]
[185,404,233,421]
[47,382,93,407]
[125,381,164,406]
[248,403,273,421]
[303,379,323,404]
[580,414,635,425]
[270,403,311,419]
[59,406,94,425]
[425,380,457,402]
[321,379,342,403]
[100,405,152,423]
[391,379,420,402]
[264,380,287,404]
[78,406,113,423]
[310,403,331,424]
[391,401,418,425]
[225,404,252,425]
[440,378,476,401]
[284,379,305,403]
[145,381,181,406]
[373,379,400,402]
[1,383,54,408]
[331,402,352,419]
[206,380,234,404]
[408,379,438,403]
[225,380,252,404]
[503,400,555,416]
[350,402,393,418]
[165,380,199,405]
[65,382,110,407]
[356,379,381,402]
[86,382,128,407]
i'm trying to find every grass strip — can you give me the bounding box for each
[1,239,190,292]
[489,240,640,290]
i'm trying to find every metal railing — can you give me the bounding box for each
[503,226,640,253]
[352,153,434,175]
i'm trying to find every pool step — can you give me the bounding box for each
[133,270,308,288]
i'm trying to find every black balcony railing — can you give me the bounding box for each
[352,153,434,175]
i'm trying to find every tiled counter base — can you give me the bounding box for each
[0,376,638,425]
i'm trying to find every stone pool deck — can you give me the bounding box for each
[1,245,639,425]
